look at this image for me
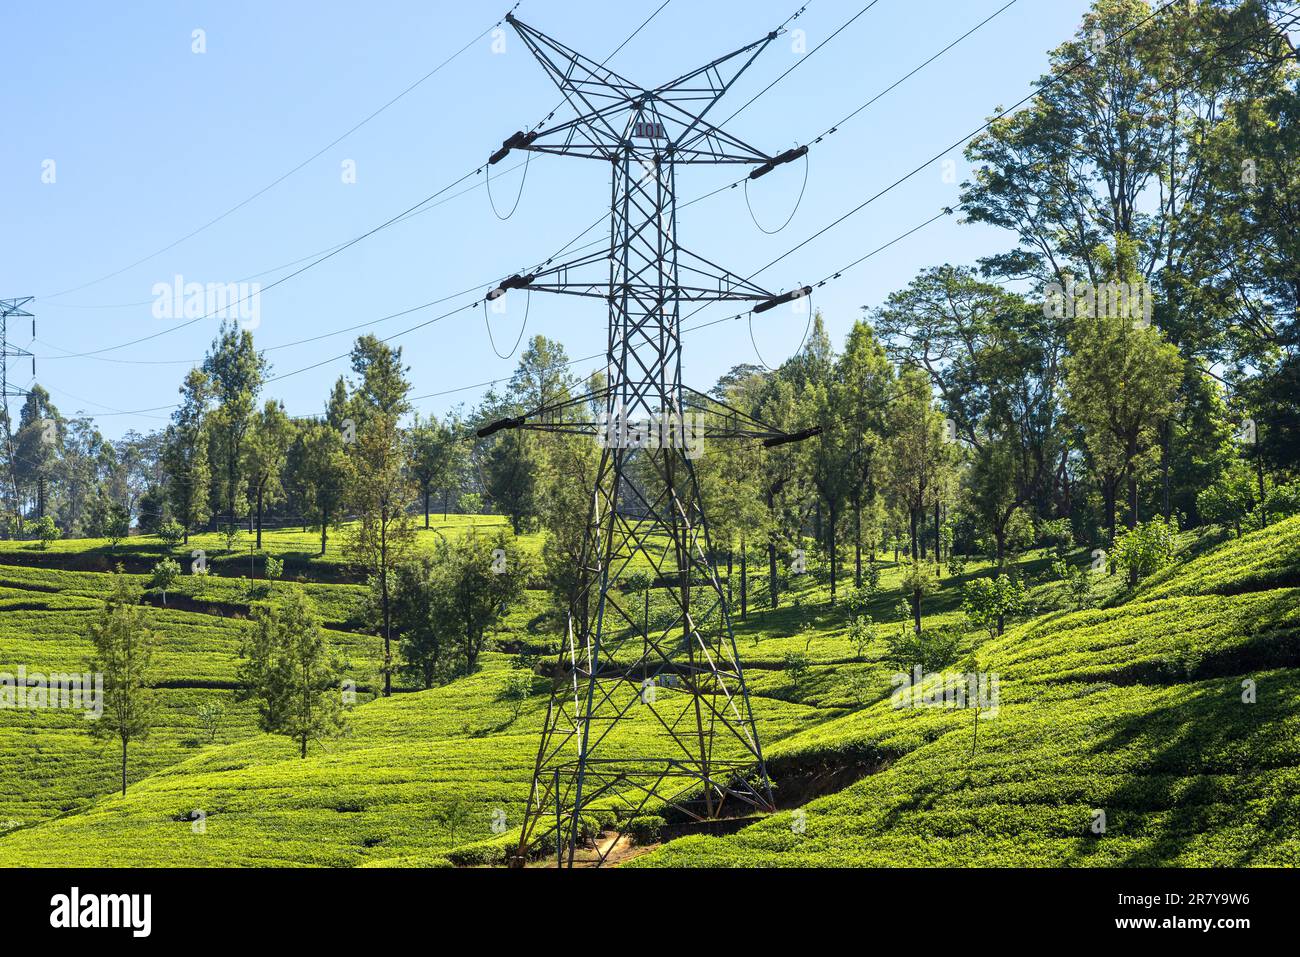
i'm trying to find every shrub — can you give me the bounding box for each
[498,669,535,722]
[883,622,963,674]
[1112,517,1178,586]
[149,557,182,606]
[1052,558,1094,610]
[846,615,876,661]
[104,505,130,548]
[264,555,284,581]
[33,515,60,550]
[626,815,664,846]
[1265,481,1300,522]
[961,575,1027,639]
[1197,463,1257,534]
[782,651,811,689]
[447,835,513,866]
[197,701,225,743]
[158,519,185,549]
[1038,518,1074,557]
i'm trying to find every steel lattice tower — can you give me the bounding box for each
[478,14,815,866]
[0,297,36,520]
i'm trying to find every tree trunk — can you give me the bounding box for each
[424,488,431,529]
[934,500,942,575]
[301,733,308,759]
[828,509,837,606]
[121,737,128,796]
[256,485,264,549]
[854,503,862,589]
[320,507,328,556]
[1105,479,1117,549]
[1256,449,1268,527]
[740,545,748,621]
[1160,419,1172,521]
[382,509,391,697]
[768,542,778,609]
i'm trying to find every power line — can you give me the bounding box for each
[36,0,1284,424]
[34,0,1009,370]
[36,0,680,360]
[40,6,520,301]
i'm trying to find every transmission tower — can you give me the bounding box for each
[0,297,36,524]
[478,13,817,867]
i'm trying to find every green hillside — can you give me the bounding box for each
[3,515,1299,866]
[633,518,1300,867]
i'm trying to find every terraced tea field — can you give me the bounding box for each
[3,515,1299,867]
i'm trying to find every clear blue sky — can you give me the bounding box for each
[1,0,1093,438]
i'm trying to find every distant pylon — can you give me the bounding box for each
[0,297,36,524]
[478,14,817,866]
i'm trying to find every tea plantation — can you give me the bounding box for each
[3,515,1298,866]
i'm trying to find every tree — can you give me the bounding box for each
[32,514,59,549]
[695,404,766,621]
[349,335,412,422]
[1112,516,1179,587]
[782,651,811,691]
[539,430,600,624]
[899,559,938,635]
[236,589,344,758]
[837,321,894,588]
[874,267,1062,567]
[962,574,1027,639]
[385,557,458,689]
[343,337,415,697]
[407,413,465,527]
[13,387,61,520]
[1197,458,1258,535]
[104,503,130,548]
[345,413,415,697]
[482,429,539,534]
[163,369,212,544]
[158,519,185,550]
[88,572,157,795]
[1064,280,1183,539]
[499,669,536,723]
[202,323,265,525]
[149,557,181,606]
[432,529,527,675]
[242,400,294,549]
[884,369,949,564]
[799,336,855,604]
[197,700,225,744]
[287,420,349,556]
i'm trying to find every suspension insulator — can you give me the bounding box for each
[763,425,822,449]
[749,145,808,180]
[490,130,539,165]
[753,285,812,314]
[477,415,526,438]
[486,272,536,301]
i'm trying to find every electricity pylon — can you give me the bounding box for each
[478,14,816,867]
[0,297,36,524]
